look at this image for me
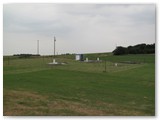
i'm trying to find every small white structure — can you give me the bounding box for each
[48,59,66,65]
[86,57,88,62]
[115,63,118,67]
[75,54,84,61]
[48,59,58,65]
[75,54,80,60]
[97,57,99,61]
[53,59,57,64]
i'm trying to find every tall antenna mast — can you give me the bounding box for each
[37,40,39,55]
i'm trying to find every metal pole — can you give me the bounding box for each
[37,40,39,55]
[54,36,56,57]
[105,60,106,72]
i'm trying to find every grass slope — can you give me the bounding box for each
[3,54,155,116]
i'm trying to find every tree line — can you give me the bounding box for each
[13,54,40,58]
[113,43,155,55]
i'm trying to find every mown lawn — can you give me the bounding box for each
[3,54,155,116]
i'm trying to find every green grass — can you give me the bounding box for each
[3,54,155,116]
[85,53,155,63]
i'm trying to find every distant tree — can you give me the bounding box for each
[113,46,127,55]
[13,54,40,58]
[113,43,155,55]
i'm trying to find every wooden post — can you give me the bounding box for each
[8,56,10,65]
[104,60,106,72]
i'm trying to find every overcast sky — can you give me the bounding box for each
[3,4,155,55]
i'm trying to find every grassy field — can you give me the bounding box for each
[3,53,155,116]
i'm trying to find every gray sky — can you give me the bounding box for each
[3,4,155,55]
